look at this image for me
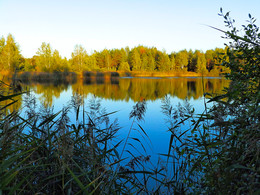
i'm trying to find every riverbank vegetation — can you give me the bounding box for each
[1,9,259,194]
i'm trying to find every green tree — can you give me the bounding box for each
[103,49,112,70]
[196,52,207,73]
[22,56,37,71]
[19,58,30,71]
[0,34,22,71]
[117,48,129,71]
[205,49,215,71]
[212,47,226,74]
[52,50,61,71]
[187,50,197,72]
[147,52,155,71]
[71,45,88,72]
[141,53,148,71]
[156,51,171,71]
[110,49,123,70]
[36,42,52,72]
[0,36,6,70]
[187,49,193,71]
[52,50,69,72]
[118,61,130,71]
[86,53,97,71]
[169,53,176,71]
[175,50,188,71]
[130,48,141,71]
[95,49,112,70]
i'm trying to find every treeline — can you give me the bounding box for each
[0,34,230,74]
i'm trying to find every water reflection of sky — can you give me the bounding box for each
[27,90,205,160]
[20,78,228,169]
[102,96,208,161]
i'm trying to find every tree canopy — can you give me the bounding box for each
[0,34,229,75]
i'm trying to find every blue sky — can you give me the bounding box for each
[0,0,259,58]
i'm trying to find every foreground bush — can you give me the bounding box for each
[162,9,260,194]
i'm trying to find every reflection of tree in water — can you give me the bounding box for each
[0,94,22,114]
[21,78,230,107]
[206,80,213,91]
[0,81,23,115]
[34,83,69,108]
[71,78,230,102]
[187,81,196,94]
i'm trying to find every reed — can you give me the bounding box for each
[1,90,122,194]
[16,71,77,85]
[0,83,162,194]
[83,71,120,85]
[1,11,259,194]
[0,82,191,194]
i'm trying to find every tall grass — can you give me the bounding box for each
[0,85,124,194]
[0,79,194,194]
[0,81,170,194]
[17,72,77,85]
[1,10,259,194]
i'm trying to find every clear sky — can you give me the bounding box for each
[0,0,259,58]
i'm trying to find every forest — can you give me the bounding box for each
[0,34,230,75]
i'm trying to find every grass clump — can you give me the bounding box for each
[0,87,127,194]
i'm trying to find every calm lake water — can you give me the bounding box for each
[10,77,230,166]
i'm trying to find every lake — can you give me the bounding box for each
[10,77,228,165]
[1,76,230,191]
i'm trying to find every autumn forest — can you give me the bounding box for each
[0,33,230,75]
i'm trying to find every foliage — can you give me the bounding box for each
[36,42,52,72]
[35,43,69,72]
[203,9,260,193]
[175,49,189,71]
[196,52,207,74]
[118,61,130,71]
[0,34,230,74]
[70,45,89,72]
[156,51,171,71]
[160,9,260,194]
[0,34,22,71]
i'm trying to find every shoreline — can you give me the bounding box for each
[0,71,224,83]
